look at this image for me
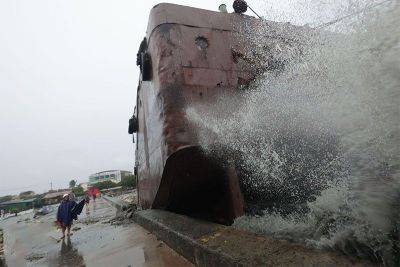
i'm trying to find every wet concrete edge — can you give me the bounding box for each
[133,210,240,267]
[104,197,374,267]
[133,210,377,267]
[102,195,129,212]
[103,196,238,266]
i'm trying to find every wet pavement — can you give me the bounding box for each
[0,198,192,267]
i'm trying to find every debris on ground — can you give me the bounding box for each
[107,215,132,226]
[72,227,81,232]
[117,192,137,205]
[107,204,137,226]
[0,228,4,265]
[25,252,46,262]
[124,204,137,219]
[80,218,100,225]
[34,206,53,218]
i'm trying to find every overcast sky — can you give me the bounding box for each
[0,0,243,196]
[0,0,366,196]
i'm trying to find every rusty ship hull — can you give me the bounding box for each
[130,3,312,224]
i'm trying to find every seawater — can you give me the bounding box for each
[186,0,399,264]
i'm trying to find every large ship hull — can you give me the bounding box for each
[131,3,312,224]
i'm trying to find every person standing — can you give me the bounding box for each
[56,194,76,239]
[84,193,90,215]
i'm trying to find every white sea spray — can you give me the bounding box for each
[186,0,399,264]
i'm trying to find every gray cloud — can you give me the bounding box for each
[0,0,227,195]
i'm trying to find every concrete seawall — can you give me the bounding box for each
[102,195,129,212]
[133,210,374,267]
[103,195,374,266]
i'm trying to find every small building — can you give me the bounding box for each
[89,170,132,185]
[79,182,89,191]
[0,198,37,213]
[42,190,71,205]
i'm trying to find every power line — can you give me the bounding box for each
[248,4,262,19]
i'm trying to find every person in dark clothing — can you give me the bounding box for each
[71,197,85,220]
[57,194,76,238]
[56,193,86,239]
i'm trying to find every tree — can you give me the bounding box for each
[119,175,137,189]
[72,186,85,197]
[69,180,77,188]
[92,180,118,190]
[19,191,35,199]
[9,207,21,214]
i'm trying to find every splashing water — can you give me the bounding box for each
[186,0,399,264]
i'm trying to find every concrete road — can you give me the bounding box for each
[0,198,192,267]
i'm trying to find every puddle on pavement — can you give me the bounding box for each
[2,199,192,267]
[47,237,85,267]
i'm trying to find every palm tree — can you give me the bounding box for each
[69,180,77,188]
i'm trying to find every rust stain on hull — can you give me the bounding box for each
[130,3,308,224]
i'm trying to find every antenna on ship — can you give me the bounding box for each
[232,0,262,19]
